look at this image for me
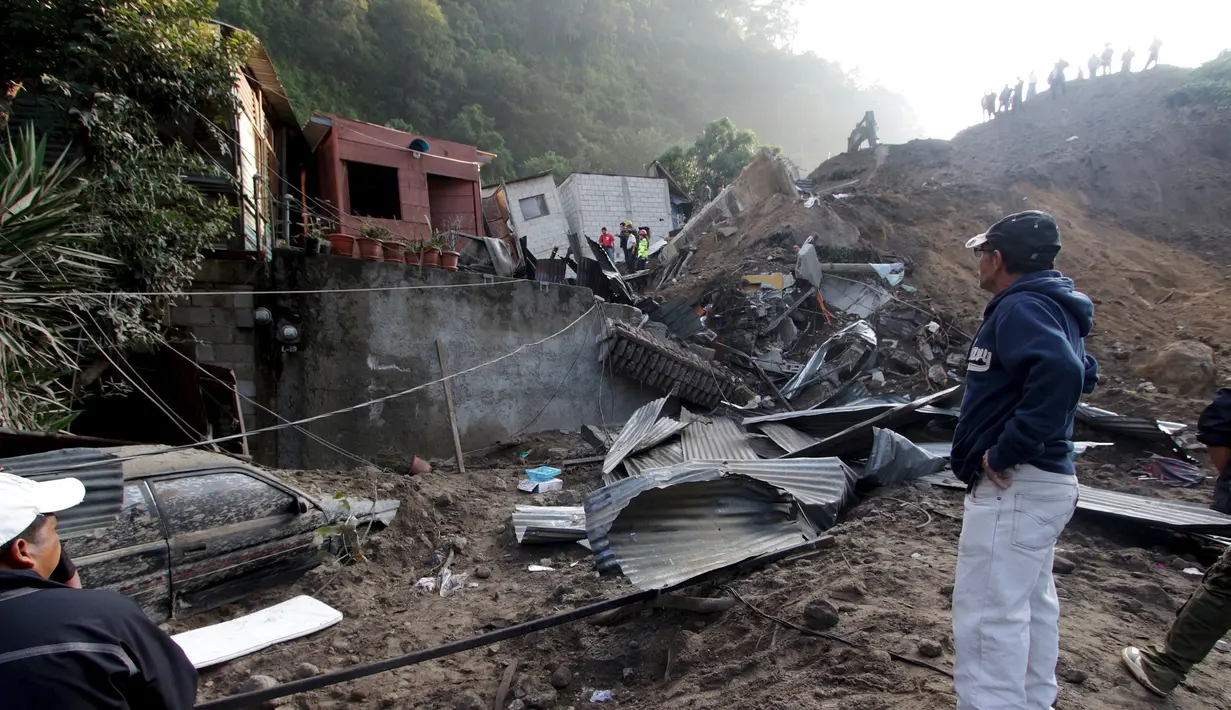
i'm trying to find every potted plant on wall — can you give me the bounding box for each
[304,214,332,256]
[357,221,388,261]
[405,238,422,266]
[421,235,442,268]
[382,239,406,263]
[439,230,460,272]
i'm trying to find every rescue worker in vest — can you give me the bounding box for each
[1121,387,1231,695]
[0,472,199,709]
[950,211,1099,710]
[598,226,616,264]
[636,229,650,270]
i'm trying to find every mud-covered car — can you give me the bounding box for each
[0,445,395,621]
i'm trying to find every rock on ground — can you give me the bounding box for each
[1133,340,1216,396]
[802,598,841,631]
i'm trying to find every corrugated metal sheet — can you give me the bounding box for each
[680,417,759,461]
[0,448,124,537]
[622,440,685,478]
[758,423,819,455]
[1076,404,1187,456]
[785,386,963,459]
[782,320,877,400]
[588,467,811,590]
[602,397,691,474]
[746,402,957,439]
[819,275,893,318]
[721,458,858,530]
[922,471,1231,533]
[513,506,586,544]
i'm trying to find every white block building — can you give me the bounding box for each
[558,173,672,262]
[481,172,569,257]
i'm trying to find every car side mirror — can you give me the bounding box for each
[295,497,310,515]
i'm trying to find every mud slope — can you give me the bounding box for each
[813,67,1231,261]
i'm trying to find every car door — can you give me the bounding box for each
[67,481,172,621]
[148,468,326,618]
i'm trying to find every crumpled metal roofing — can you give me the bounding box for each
[758,423,819,455]
[745,402,957,439]
[602,397,692,474]
[0,448,124,538]
[921,471,1231,533]
[586,466,812,590]
[621,439,685,479]
[513,506,587,544]
[586,456,857,588]
[781,320,877,400]
[680,417,759,461]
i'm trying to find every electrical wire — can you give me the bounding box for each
[49,304,599,471]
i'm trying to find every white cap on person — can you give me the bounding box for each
[0,472,85,543]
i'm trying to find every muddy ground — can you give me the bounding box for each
[174,430,1231,710]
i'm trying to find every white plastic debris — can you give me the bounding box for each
[414,577,437,593]
[1183,568,1204,576]
[528,565,555,572]
[590,690,614,702]
[440,570,468,597]
[910,553,922,560]
[1066,135,1079,142]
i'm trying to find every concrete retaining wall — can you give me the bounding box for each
[268,253,657,469]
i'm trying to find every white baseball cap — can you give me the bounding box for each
[0,471,86,544]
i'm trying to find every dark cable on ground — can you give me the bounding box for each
[195,535,836,709]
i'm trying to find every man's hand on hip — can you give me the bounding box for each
[983,451,1012,490]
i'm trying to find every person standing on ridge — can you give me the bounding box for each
[0,472,199,709]
[1087,53,1100,79]
[1027,71,1038,100]
[1049,60,1069,98]
[998,85,1012,113]
[620,222,637,269]
[1145,37,1162,70]
[949,211,1099,710]
[598,226,616,264]
[1012,77,1024,110]
[1122,47,1135,73]
[1120,387,1231,696]
[1100,44,1114,76]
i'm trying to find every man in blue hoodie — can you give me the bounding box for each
[949,211,1099,710]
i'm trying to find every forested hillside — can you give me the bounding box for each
[215,0,919,183]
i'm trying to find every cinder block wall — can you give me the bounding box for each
[501,175,569,257]
[169,259,263,437]
[558,174,672,261]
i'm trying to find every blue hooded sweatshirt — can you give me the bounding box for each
[950,270,1099,483]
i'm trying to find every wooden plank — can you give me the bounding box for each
[436,341,466,474]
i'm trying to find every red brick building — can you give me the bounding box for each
[305,114,490,243]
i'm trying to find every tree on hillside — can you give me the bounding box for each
[654,117,768,198]
[213,0,920,177]
[2,0,251,427]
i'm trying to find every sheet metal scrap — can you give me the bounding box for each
[601,397,692,474]
[1075,403,1190,459]
[745,401,957,440]
[646,297,704,340]
[758,423,820,455]
[781,320,878,401]
[784,386,964,460]
[513,506,587,544]
[680,417,760,461]
[585,466,813,590]
[621,439,685,480]
[861,428,949,487]
[0,448,124,537]
[921,471,1231,534]
[601,319,749,409]
[586,457,858,588]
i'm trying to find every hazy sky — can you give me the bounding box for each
[794,0,1231,140]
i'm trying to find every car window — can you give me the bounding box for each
[151,471,296,536]
[66,482,163,556]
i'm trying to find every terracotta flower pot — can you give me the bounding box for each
[405,249,421,266]
[328,233,357,257]
[357,237,384,261]
[382,240,405,263]
[440,250,460,272]
[422,247,441,268]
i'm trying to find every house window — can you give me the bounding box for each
[519,194,550,221]
[346,161,401,219]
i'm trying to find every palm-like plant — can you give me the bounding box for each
[0,127,119,430]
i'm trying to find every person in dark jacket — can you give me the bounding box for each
[1120,388,1231,695]
[949,211,1099,710]
[0,471,198,709]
